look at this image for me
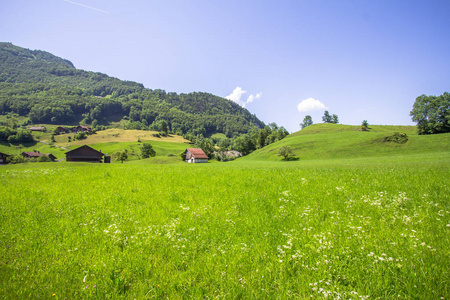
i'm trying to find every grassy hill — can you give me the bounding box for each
[243,123,450,161]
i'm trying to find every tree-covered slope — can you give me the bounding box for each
[0,42,264,137]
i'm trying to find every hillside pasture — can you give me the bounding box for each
[1,153,449,299]
[246,124,450,161]
[0,129,190,163]
[54,129,190,147]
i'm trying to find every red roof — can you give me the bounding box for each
[187,148,208,159]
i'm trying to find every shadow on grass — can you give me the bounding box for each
[0,141,39,148]
[282,156,300,161]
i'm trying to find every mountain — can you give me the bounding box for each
[0,42,264,137]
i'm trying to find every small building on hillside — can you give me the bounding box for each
[213,150,242,161]
[22,151,45,159]
[185,148,208,163]
[22,151,56,161]
[56,126,70,134]
[29,126,46,132]
[65,145,105,163]
[0,152,10,164]
[72,125,92,133]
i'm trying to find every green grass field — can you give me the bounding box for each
[1,124,449,298]
[1,152,449,299]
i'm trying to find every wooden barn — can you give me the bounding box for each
[0,152,9,164]
[65,145,105,163]
[185,148,208,163]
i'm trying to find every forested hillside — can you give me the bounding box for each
[0,42,265,137]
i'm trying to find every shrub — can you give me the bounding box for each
[361,120,369,131]
[382,132,408,144]
[73,132,87,140]
[7,155,25,164]
[38,155,51,162]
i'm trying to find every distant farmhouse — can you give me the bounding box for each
[28,126,46,132]
[53,125,92,135]
[185,148,208,163]
[65,145,109,163]
[71,125,92,133]
[22,151,57,161]
[214,150,242,161]
[0,152,10,164]
[56,126,70,134]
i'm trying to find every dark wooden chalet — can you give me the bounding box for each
[65,145,104,163]
[56,126,70,134]
[185,148,208,163]
[0,152,9,164]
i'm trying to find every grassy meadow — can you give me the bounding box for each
[247,124,450,161]
[1,150,449,299]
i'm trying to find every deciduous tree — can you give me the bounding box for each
[410,92,450,134]
[114,149,128,163]
[277,145,294,160]
[301,115,313,129]
[322,111,332,123]
[140,143,156,158]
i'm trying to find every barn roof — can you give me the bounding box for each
[65,145,104,156]
[186,148,208,159]
[22,151,44,157]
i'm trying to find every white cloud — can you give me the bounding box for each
[247,92,262,104]
[225,87,247,106]
[225,87,261,107]
[297,98,328,112]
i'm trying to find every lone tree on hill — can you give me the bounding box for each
[410,92,450,134]
[114,149,128,163]
[277,145,294,160]
[361,120,369,131]
[140,142,156,158]
[301,115,313,129]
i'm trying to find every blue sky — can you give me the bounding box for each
[1,0,449,132]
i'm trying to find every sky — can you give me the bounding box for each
[1,0,449,132]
